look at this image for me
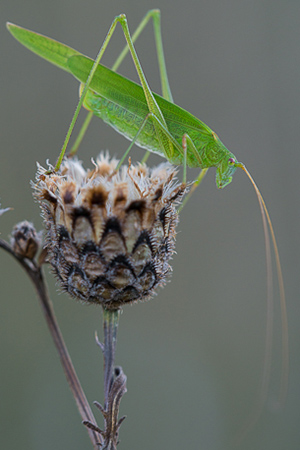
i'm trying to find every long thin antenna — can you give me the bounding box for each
[232,178,273,445]
[242,165,289,406]
[233,165,288,445]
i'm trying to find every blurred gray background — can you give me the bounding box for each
[1,0,299,449]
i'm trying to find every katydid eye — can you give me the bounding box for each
[228,158,235,165]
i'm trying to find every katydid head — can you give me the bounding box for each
[216,154,243,189]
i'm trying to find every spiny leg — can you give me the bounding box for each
[116,13,174,164]
[112,9,174,163]
[68,10,173,158]
[112,9,173,102]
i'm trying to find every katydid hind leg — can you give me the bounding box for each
[152,10,173,102]
[116,14,171,143]
[112,9,174,103]
[70,10,173,157]
[67,12,174,163]
[109,12,176,164]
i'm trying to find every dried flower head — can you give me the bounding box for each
[11,220,41,259]
[33,154,186,309]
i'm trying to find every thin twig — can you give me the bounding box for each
[84,309,126,450]
[0,239,100,449]
[103,308,120,406]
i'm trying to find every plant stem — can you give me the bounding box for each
[84,308,126,450]
[102,308,120,406]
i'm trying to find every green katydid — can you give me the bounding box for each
[7,9,288,438]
